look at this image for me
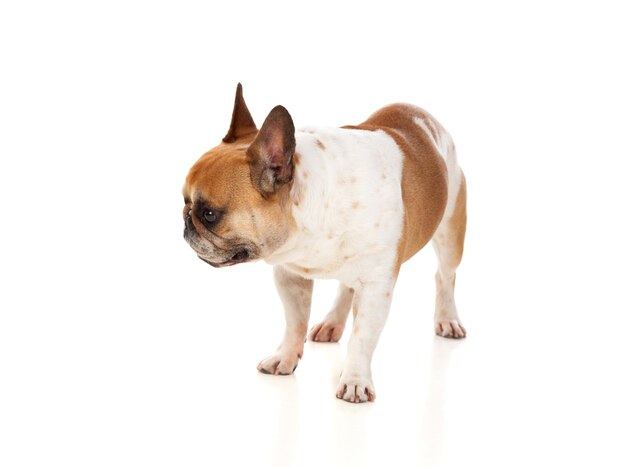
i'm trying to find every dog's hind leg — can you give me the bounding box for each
[308,283,354,342]
[432,171,467,338]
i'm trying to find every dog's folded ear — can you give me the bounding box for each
[247,105,296,195]
[223,83,257,143]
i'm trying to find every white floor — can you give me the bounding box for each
[2,239,625,467]
[2,2,626,466]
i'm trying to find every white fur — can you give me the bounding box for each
[265,127,405,288]
[260,127,405,401]
[413,116,439,148]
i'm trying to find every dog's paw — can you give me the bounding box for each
[308,320,345,343]
[336,374,376,403]
[435,319,467,339]
[257,352,300,376]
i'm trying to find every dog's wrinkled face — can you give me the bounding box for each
[183,84,296,267]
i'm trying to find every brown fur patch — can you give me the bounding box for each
[315,139,326,150]
[344,104,449,269]
[223,83,257,143]
[183,132,295,261]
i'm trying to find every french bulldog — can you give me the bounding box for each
[183,84,467,403]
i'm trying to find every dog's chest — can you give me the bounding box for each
[269,127,405,284]
[281,231,365,280]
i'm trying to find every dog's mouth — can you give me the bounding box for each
[185,224,255,268]
[199,248,252,268]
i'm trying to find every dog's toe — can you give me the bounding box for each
[257,353,300,375]
[308,321,344,343]
[435,319,467,339]
[336,378,376,403]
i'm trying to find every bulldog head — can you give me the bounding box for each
[182,84,296,267]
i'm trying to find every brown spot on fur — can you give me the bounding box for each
[315,139,326,150]
[374,222,380,229]
[293,152,301,166]
[292,180,306,207]
[352,201,360,209]
[384,292,391,298]
[350,176,357,184]
[303,170,309,179]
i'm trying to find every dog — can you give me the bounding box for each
[182,84,467,403]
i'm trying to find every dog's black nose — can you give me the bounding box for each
[185,212,195,231]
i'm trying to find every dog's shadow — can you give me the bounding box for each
[413,336,466,464]
[253,337,461,465]
[254,368,301,466]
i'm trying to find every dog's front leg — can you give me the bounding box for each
[257,266,313,375]
[336,280,395,402]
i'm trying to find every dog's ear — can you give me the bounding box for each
[223,83,257,143]
[247,105,296,195]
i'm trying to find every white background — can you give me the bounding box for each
[1,1,625,466]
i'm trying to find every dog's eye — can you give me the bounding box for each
[203,209,218,223]
[196,204,223,228]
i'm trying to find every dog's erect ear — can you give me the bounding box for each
[247,105,296,195]
[223,83,257,143]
